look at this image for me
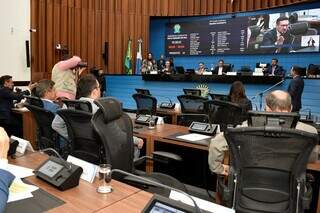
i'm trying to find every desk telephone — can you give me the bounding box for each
[135,114,158,125]
[189,121,218,136]
[35,156,83,191]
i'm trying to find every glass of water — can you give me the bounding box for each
[97,164,112,194]
[148,116,156,129]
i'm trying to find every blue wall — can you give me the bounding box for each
[105,75,320,117]
[150,1,320,73]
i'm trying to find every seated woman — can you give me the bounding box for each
[161,60,175,75]
[228,81,252,113]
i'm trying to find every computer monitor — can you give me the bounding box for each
[307,64,320,75]
[294,66,307,76]
[175,66,185,74]
[135,88,151,95]
[183,88,201,96]
[248,111,299,128]
[185,69,195,74]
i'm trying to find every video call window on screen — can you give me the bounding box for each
[165,8,320,56]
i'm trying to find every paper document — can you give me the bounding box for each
[67,155,98,183]
[8,178,39,203]
[7,164,34,178]
[169,191,235,213]
[176,133,211,142]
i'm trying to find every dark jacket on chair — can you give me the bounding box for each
[0,87,29,123]
[288,75,304,112]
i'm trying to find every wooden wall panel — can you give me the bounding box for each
[31,0,314,80]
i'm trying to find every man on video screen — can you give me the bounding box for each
[261,16,294,53]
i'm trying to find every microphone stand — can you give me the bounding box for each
[111,169,202,213]
[252,79,284,110]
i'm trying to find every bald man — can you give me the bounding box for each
[208,90,317,175]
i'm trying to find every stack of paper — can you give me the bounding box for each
[7,164,37,203]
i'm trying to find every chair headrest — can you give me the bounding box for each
[94,97,123,122]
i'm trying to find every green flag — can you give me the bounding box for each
[124,39,132,74]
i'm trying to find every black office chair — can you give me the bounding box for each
[57,109,103,164]
[62,99,92,113]
[24,96,44,108]
[132,93,157,115]
[91,97,186,195]
[205,99,244,131]
[223,126,318,213]
[177,95,208,126]
[24,103,60,152]
[209,93,229,101]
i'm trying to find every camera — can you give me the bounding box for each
[76,62,88,68]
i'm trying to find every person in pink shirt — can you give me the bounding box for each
[51,56,86,100]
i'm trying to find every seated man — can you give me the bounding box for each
[212,59,228,75]
[34,79,68,148]
[0,75,36,137]
[208,90,317,175]
[195,62,208,75]
[265,58,285,77]
[0,127,15,212]
[77,74,144,159]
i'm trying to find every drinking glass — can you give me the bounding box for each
[148,117,156,129]
[97,164,112,194]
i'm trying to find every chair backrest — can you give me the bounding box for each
[91,97,134,173]
[24,96,44,108]
[209,93,229,101]
[177,95,207,114]
[132,93,157,115]
[205,100,244,131]
[57,109,102,164]
[224,127,318,213]
[24,103,59,150]
[248,111,299,128]
[183,88,201,96]
[62,99,92,113]
[135,88,151,95]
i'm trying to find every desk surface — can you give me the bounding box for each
[9,152,152,213]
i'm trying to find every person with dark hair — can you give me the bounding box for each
[261,16,294,53]
[195,62,208,75]
[288,66,304,112]
[141,52,157,73]
[157,54,166,70]
[208,90,316,175]
[161,60,175,75]
[228,81,252,112]
[0,75,36,137]
[51,56,87,100]
[89,67,105,96]
[265,58,285,76]
[212,59,228,75]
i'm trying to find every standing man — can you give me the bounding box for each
[261,16,294,53]
[265,58,285,77]
[288,66,304,112]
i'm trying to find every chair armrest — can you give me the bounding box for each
[152,151,182,161]
[133,151,182,167]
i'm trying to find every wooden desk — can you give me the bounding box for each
[11,108,37,149]
[9,152,146,212]
[156,107,181,125]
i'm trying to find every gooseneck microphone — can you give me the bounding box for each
[111,169,202,213]
[40,148,72,171]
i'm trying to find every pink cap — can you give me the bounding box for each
[57,56,82,71]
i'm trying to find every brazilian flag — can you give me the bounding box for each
[124,39,132,74]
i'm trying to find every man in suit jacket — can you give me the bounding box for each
[288,66,304,112]
[261,16,294,53]
[0,75,34,137]
[212,59,228,75]
[265,58,285,77]
[0,127,15,212]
